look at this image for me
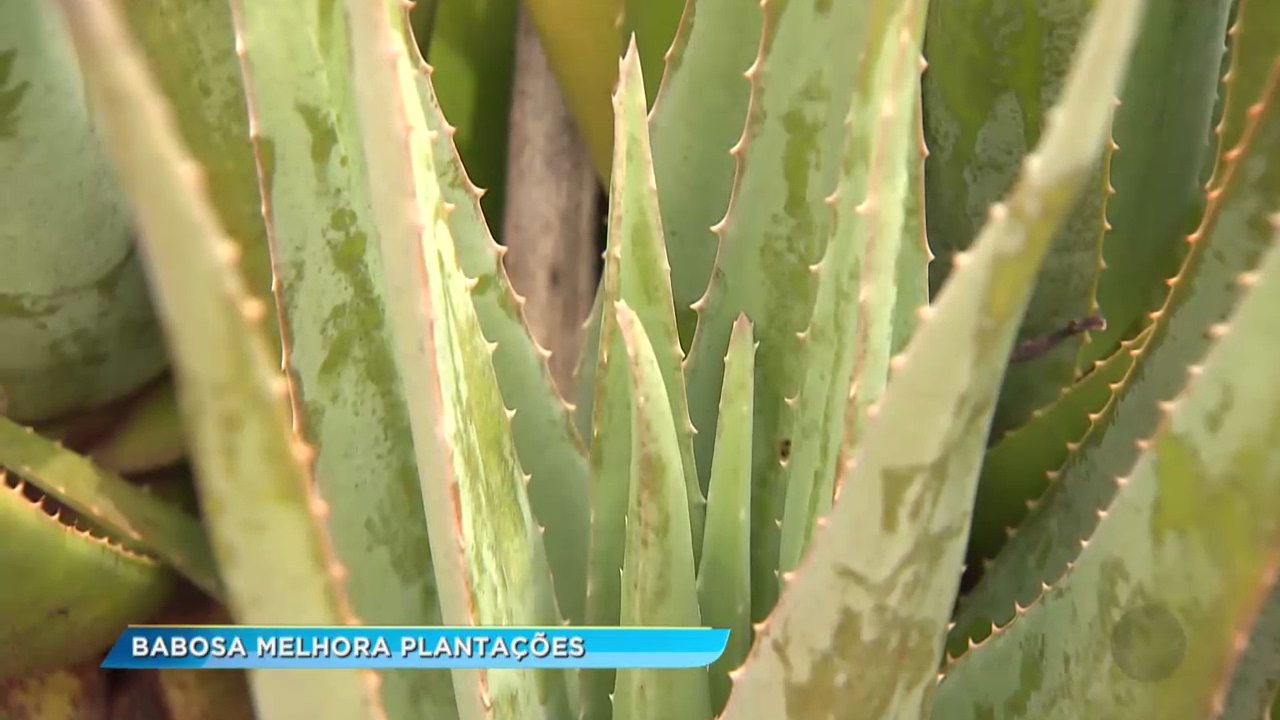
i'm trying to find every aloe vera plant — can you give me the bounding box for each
[3,0,1280,718]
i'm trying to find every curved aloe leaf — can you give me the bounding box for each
[0,417,219,597]
[0,0,166,424]
[1218,581,1280,720]
[622,0,683,105]
[224,0,458,716]
[718,0,1145,717]
[52,2,385,719]
[696,314,754,716]
[681,0,904,624]
[612,301,711,720]
[0,473,173,679]
[954,15,1280,646]
[582,43,704,719]
[777,0,928,576]
[408,28,591,630]
[932,213,1280,720]
[82,377,186,475]
[343,4,572,719]
[0,662,107,719]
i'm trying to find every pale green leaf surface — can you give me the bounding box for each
[226,1,455,717]
[932,218,1280,720]
[680,0,891,623]
[52,3,383,720]
[0,417,219,598]
[921,0,1110,440]
[0,0,166,423]
[0,476,172,678]
[409,31,591,629]
[648,0,763,350]
[696,314,755,716]
[717,1,1145,717]
[1081,0,1235,367]
[573,288,604,447]
[613,301,711,720]
[955,47,1280,644]
[1218,581,1280,720]
[114,0,278,355]
[582,44,705,719]
[777,0,926,576]
[890,88,931,358]
[343,4,571,720]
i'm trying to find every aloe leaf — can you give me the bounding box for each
[520,0,623,182]
[83,377,186,475]
[0,0,166,424]
[154,669,258,720]
[572,290,605,447]
[223,1,457,716]
[696,314,755,716]
[1080,0,1235,367]
[1205,0,1280,195]
[622,0,683,106]
[51,2,384,719]
[0,417,219,597]
[954,18,1280,646]
[681,0,899,624]
[718,0,1145,716]
[921,0,1114,440]
[0,473,173,678]
[612,301,711,720]
[932,216,1280,720]
[581,42,706,719]
[891,86,931,357]
[408,30,592,629]
[426,0,518,236]
[112,0,278,350]
[960,323,1152,584]
[1219,581,1280,720]
[647,0,762,350]
[777,0,927,576]
[343,4,572,720]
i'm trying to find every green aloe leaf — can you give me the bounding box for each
[1217,582,1280,720]
[954,5,1280,645]
[777,0,928,576]
[51,2,384,719]
[425,0,518,237]
[408,28,591,629]
[0,417,219,597]
[0,662,108,719]
[225,0,456,716]
[343,3,572,720]
[582,43,704,720]
[1205,0,1280,195]
[891,87,931,357]
[932,212,1280,720]
[612,301,711,720]
[696,314,755,716]
[717,0,1145,717]
[0,0,166,424]
[0,473,173,678]
[681,0,903,624]
[1081,0,1235,367]
[622,0,683,106]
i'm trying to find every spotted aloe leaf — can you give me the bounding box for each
[932,211,1280,720]
[696,314,754,716]
[681,0,902,624]
[582,44,704,720]
[225,0,465,715]
[612,301,710,720]
[717,0,1145,716]
[776,0,928,576]
[953,9,1280,648]
[50,2,384,719]
[407,27,591,630]
[0,661,107,720]
[0,0,166,424]
[343,3,572,720]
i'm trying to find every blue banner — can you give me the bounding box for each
[102,626,729,669]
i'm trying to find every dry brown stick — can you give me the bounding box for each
[500,5,602,400]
